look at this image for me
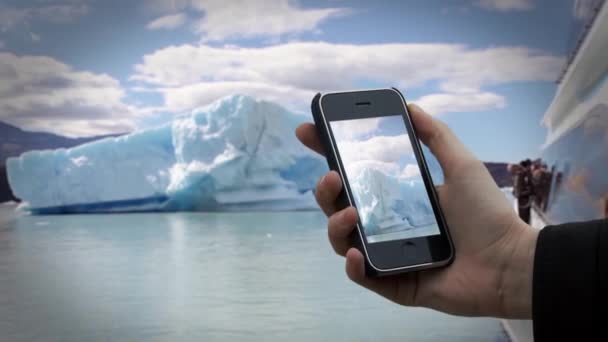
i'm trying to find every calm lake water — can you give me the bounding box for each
[0,204,506,341]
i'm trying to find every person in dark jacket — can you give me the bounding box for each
[295,103,605,341]
[509,159,534,223]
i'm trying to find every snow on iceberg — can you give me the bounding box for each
[6,95,327,214]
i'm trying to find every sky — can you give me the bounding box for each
[331,116,421,182]
[0,0,597,162]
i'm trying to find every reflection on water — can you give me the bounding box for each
[0,207,504,341]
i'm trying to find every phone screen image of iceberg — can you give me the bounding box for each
[330,115,441,243]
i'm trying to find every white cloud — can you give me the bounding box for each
[192,0,348,41]
[329,116,382,141]
[131,42,563,115]
[400,164,421,179]
[329,118,417,181]
[475,0,534,11]
[143,0,348,41]
[414,91,506,115]
[337,135,413,166]
[157,80,313,113]
[146,13,188,30]
[334,134,420,179]
[0,2,88,32]
[0,53,135,137]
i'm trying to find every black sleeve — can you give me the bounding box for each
[532,219,608,341]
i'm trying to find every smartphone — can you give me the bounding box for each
[311,88,454,277]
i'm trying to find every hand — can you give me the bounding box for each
[295,104,538,319]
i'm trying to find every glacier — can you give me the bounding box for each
[6,95,328,214]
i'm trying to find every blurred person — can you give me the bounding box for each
[531,161,552,212]
[510,159,533,223]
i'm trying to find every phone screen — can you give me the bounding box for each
[330,115,441,243]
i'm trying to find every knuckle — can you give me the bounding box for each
[327,214,341,233]
[327,227,346,256]
[327,215,336,232]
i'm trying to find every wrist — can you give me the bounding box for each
[498,220,539,319]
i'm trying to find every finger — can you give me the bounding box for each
[295,123,325,155]
[345,248,420,306]
[408,103,478,179]
[314,171,342,216]
[434,184,445,199]
[327,207,358,256]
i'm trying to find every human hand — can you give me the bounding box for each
[295,104,538,319]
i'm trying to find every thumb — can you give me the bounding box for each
[408,103,478,180]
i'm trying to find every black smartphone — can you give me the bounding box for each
[311,88,454,277]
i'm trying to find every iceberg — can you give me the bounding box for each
[350,167,437,236]
[6,95,328,214]
[350,168,405,233]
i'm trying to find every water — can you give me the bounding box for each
[0,205,506,341]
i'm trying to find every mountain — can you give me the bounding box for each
[0,121,122,163]
[484,162,513,188]
[0,121,124,203]
[0,166,16,202]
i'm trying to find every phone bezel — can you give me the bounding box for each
[318,88,454,271]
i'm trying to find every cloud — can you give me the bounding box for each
[146,13,188,30]
[192,0,349,41]
[329,117,383,141]
[0,53,135,137]
[335,133,420,181]
[154,80,313,113]
[144,0,349,41]
[342,151,422,182]
[414,91,506,115]
[30,32,40,42]
[400,164,421,179]
[327,117,417,181]
[336,134,413,166]
[0,2,88,32]
[131,42,563,114]
[475,0,533,11]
